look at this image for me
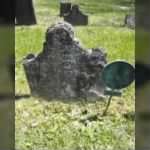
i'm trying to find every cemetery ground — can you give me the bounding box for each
[15,0,135,149]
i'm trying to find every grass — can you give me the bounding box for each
[34,0,134,26]
[15,0,135,149]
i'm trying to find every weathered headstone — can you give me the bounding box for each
[124,14,135,29]
[22,22,107,100]
[64,5,88,26]
[60,0,71,17]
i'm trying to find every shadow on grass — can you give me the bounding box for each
[123,111,135,121]
[15,93,105,104]
[116,0,135,6]
[15,94,31,100]
[76,0,134,15]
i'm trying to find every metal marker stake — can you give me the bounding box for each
[103,94,113,116]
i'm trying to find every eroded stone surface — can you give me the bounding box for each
[23,22,107,100]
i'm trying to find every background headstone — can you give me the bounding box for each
[15,0,37,25]
[64,5,88,26]
[22,22,107,100]
[60,0,71,17]
[0,0,14,24]
[124,14,135,29]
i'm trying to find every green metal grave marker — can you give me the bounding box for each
[101,60,135,116]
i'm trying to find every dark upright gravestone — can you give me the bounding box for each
[60,0,71,17]
[64,5,88,26]
[15,0,37,25]
[124,14,135,29]
[0,0,14,24]
[22,22,107,100]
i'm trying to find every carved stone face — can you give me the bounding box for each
[45,22,75,46]
[55,29,72,45]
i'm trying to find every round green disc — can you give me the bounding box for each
[101,60,135,89]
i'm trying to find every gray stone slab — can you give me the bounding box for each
[22,22,107,100]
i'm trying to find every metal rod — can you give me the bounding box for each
[103,95,113,116]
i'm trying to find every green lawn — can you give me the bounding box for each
[15,0,135,149]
